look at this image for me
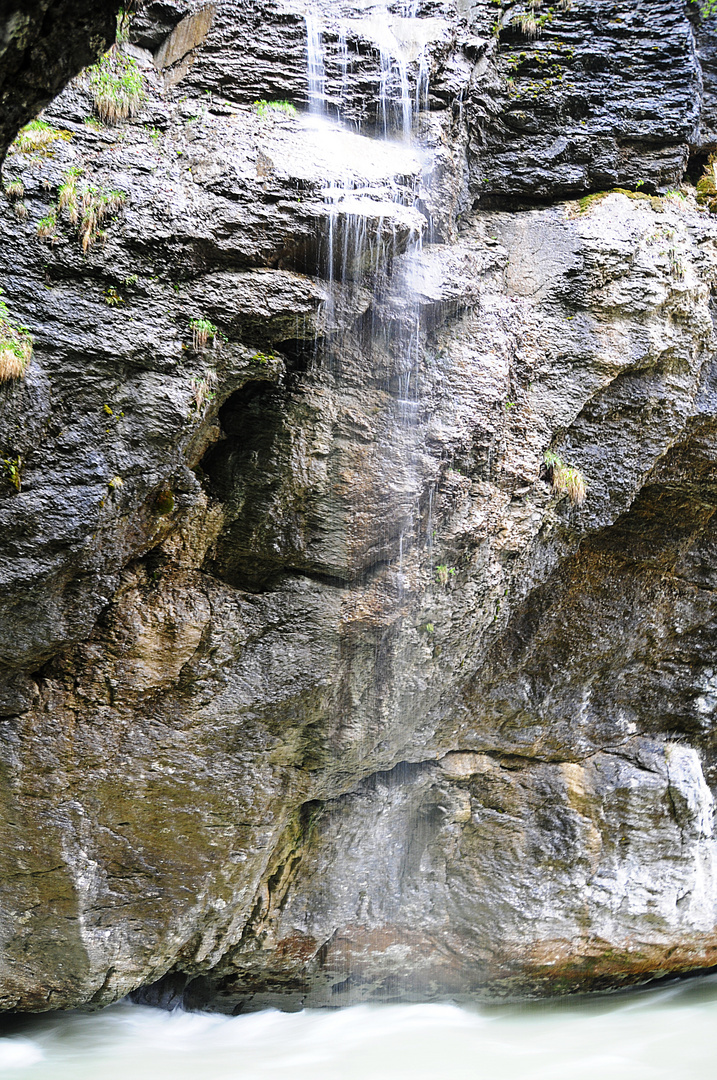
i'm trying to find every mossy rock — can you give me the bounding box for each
[577,188,664,215]
[154,489,175,516]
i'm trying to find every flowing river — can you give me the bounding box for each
[1,974,716,1079]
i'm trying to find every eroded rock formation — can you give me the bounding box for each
[2,0,717,1012]
[0,0,121,165]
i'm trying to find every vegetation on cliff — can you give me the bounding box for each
[0,290,32,383]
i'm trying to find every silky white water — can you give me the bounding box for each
[2,976,717,1079]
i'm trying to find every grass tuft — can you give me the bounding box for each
[37,173,127,251]
[77,187,127,251]
[253,100,297,119]
[191,374,217,412]
[58,166,82,224]
[4,179,24,200]
[36,206,59,241]
[0,291,33,383]
[9,119,72,156]
[544,450,587,506]
[190,317,217,350]
[89,48,145,125]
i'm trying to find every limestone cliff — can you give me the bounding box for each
[0,0,121,166]
[2,0,717,1012]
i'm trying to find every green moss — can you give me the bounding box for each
[1,456,22,491]
[9,121,71,158]
[576,191,609,213]
[154,490,175,516]
[250,350,276,366]
[9,119,72,157]
[612,187,665,210]
[697,154,717,213]
[577,187,666,215]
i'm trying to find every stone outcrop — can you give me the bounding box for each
[3,0,717,1013]
[0,0,121,165]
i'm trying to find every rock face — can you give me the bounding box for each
[3,0,717,1012]
[0,0,121,165]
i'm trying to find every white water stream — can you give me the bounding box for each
[304,1,433,135]
[2,976,717,1078]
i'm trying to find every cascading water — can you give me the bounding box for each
[294,0,444,998]
[305,0,432,599]
[375,13,413,139]
[304,1,430,136]
[0,0,716,1066]
[305,11,327,114]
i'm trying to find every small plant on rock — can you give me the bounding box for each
[116,6,132,44]
[436,564,456,586]
[697,154,717,214]
[36,206,59,241]
[191,374,217,412]
[78,188,127,252]
[104,286,124,306]
[154,489,175,516]
[4,179,24,201]
[0,291,33,383]
[1,456,22,491]
[544,449,587,506]
[514,9,538,36]
[511,0,552,37]
[190,318,217,350]
[36,171,127,251]
[250,350,276,365]
[89,49,145,124]
[58,166,82,224]
[254,100,297,119]
[10,120,71,156]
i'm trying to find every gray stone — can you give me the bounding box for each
[2,0,717,1016]
[0,1,120,165]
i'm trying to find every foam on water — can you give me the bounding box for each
[2,977,717,1079]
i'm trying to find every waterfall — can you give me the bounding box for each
[305,2,430,137]
[374,8,413,139]
[299,0,436,997]
[305,11,327,114]
[304,0,432,737]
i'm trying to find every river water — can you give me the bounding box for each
[1,975,716,1079]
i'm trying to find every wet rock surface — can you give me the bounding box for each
[470,0,705,201]
[3,0,717,1013]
